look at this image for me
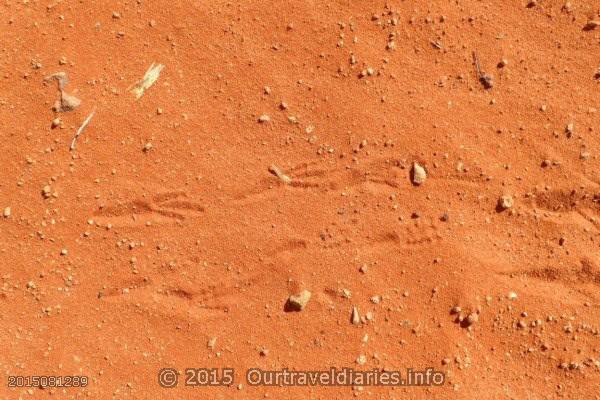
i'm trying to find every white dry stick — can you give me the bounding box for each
[130,63,165,100]
[268,164,292,185]
[70,109,96,151]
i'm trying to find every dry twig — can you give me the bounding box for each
[268,164,292,185]
[70,109,96,151]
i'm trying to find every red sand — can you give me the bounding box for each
[1,1,599,398]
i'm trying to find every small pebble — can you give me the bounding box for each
[356,354,367,365]
[479,73,494,89]
[465,312,479,327]
[207,337,217,350]
[497,195,514,211]
[59,92,81,112]
[3,207,10,218]
[258,114,271,123]
[286,290,311,311]
[411,162,427,185]
[584,20,599,31]
[565,123,574,137]
[351,306,361,325]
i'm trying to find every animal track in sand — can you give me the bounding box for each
[532,189,600,213]
[523,188,600,231]
[92,191,205,227]
[372,224,443,248]
[506,258,600,289]
[234,157,417,203]
[97,277,245,320]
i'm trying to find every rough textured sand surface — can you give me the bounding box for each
[1,1,599,398]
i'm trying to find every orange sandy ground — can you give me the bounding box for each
[1,1,599,399]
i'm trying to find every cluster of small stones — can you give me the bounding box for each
[450,306,480,330]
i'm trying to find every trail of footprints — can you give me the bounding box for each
[92,157,445,317]
[97,275,258,319]
[502,188,600,290]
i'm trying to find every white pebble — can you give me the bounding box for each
[411,162,427,185]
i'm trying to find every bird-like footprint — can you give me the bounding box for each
[233,157,415,203]
[92,191,205,228]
